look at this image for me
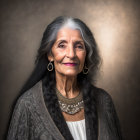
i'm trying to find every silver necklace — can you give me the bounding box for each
[56,88,84,115]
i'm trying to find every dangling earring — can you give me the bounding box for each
[83,65,89,74]
[47,61,53,71]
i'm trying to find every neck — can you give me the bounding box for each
[55,73,79,99]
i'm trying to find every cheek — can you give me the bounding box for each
[53,52,64,62]
[79,52,86,64]
[77,53,86,71]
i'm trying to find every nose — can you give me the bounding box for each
[66,45,76,59]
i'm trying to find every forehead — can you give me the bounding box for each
[56,27,83,41]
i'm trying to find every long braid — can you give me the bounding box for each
[78,73,98,140]
[42,72,74,140]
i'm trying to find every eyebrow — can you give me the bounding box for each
[56,39,84,44]
[74,41,84,44]
[56,40,67,44]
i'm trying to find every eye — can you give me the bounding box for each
[75,43,84,49]
[58,43,65,48]
[76,45,84,49]
[74,41,85,50]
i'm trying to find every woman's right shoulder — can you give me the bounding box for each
[15,81,42,109]
[14,89,34,112]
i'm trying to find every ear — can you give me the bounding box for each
[48,53,54,62]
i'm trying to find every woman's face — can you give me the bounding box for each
[48,27,86,77]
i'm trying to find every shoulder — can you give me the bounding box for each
[90,85,114,108]
[90,86,122,139]
[15,81,42,110]
[91,85,112,100]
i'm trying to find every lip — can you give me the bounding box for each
[63,63,78,66]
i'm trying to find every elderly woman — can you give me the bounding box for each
[7,16,122,140]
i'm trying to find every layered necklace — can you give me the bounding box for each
[56,88,84,115]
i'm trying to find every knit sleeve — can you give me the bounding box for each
[7,97,29,140]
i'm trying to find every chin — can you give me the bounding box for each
[56,69,81,77]
[62,71,79,77]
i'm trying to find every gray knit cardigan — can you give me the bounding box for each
[7,81,122,140]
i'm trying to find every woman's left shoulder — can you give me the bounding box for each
[91,85,113,104]
[90,85,122,139]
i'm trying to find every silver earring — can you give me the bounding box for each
[83,65,89,74]
[47,61,53,71]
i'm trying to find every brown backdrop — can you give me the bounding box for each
[0,0,140,139]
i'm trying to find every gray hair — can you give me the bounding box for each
[37,16,101,82]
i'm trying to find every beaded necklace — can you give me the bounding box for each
[56,88,84,115]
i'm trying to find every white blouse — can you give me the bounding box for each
[66,119,87,140]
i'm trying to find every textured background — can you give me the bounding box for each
[0,0,140,139]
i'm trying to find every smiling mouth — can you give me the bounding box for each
[63,63,78,66]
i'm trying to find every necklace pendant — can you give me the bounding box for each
[59,100,84,115]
